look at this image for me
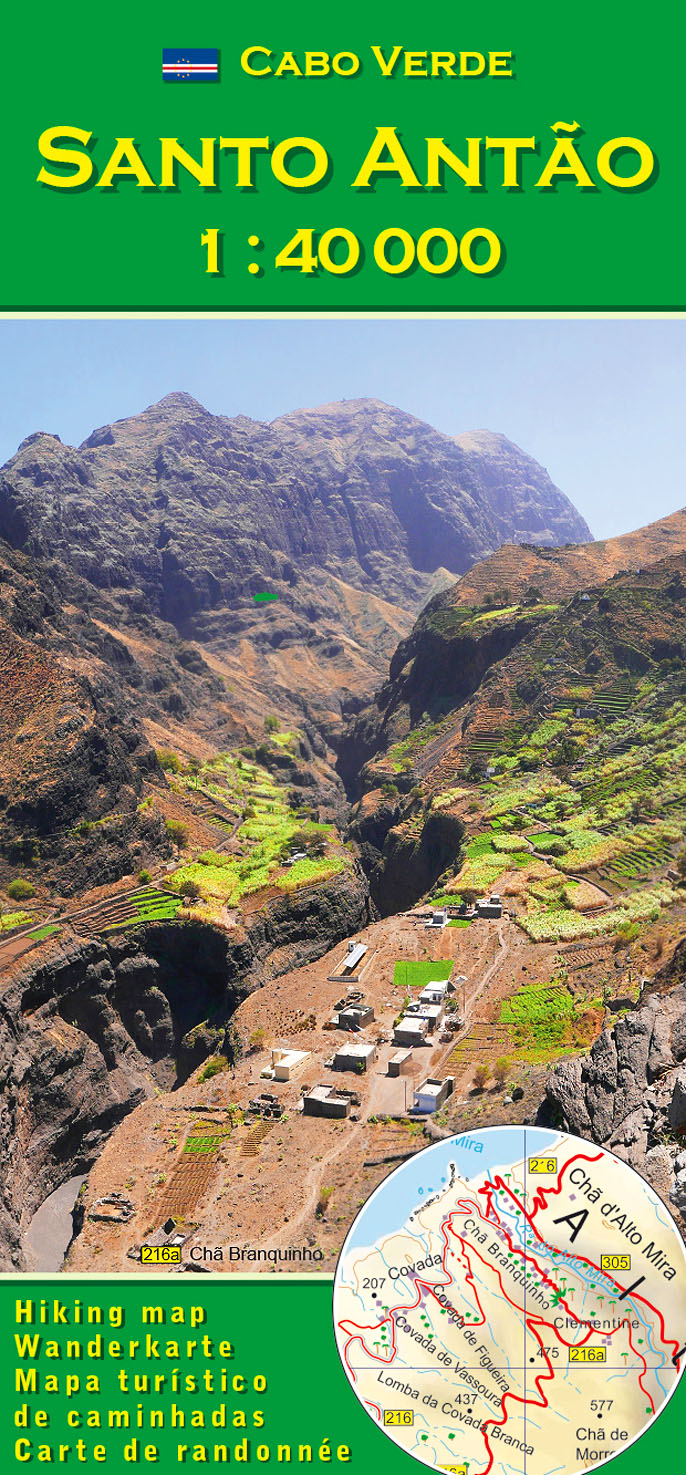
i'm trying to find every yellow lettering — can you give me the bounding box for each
[431,52,457,76]
[271,137,328,188]
[426,136,482,188]
[37,126,93,188]
[461,227,502,274]
[160,138,215,188]
[241,48,272,76]
[460,51,486,76]
[274,52,302,77]
[332,52,359,75]
[536,134,595,188]
[489,51,513,75]
[219,138,270,188]
[97,138,154,189]
[353,126,421,188]
[305,53,330,76]
[370,45,403,78]
[596,137,655,188]
[486,136,536,187]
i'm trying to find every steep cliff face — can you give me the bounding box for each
[338,547,686,920]
[0,542,169,891]
[351,806,465,915]
[0,924,242,1265]
[337,605,536,793]
[540,941,686,1228]
[339,520,686,797]
[0,860,372,1268]
[243,864,373,971]
[271,402,590,586]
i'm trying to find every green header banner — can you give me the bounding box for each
[2,0,684,311]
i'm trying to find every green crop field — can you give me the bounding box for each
[597,836,673,885]
[528,831,567,851]
[393,960,453,988]
[183,1122,232,1155]
[0,910,33,931]
[466,836,497,857]
[276,856,346,892]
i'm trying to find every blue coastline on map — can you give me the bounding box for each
[345,1125,560,1251]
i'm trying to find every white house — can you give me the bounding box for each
[425,908,448,930]
[419,981,449,1006]
[413,1076,454,1114]
[405,1001,444,1033]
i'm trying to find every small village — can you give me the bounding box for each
[62,894,582,1274]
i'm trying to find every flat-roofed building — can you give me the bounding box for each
[338,1002,375,1030]
[475,894,503,918]
[388,1048,413,1078]
[302,1085,351,1119]
[333,1041,377,1073]
[271,1048,310,1082]
[393,1014,429,1048]
[425,908,449,930]
[419,981,449,1006]
[405,1001,444,1033]
[413,1076,454,1114]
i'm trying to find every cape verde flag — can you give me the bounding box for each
[163,48,219,81]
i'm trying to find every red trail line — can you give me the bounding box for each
[337,1148,677,1469]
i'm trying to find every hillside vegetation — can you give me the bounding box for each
[344,549,686,939]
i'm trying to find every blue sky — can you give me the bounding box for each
[0,317,683,540]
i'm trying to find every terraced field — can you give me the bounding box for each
[241,1120,276,1157]
[498,981,600,1062]
[167,746,344,915]
[72,888,183,935]
[154,1119,235,1221]
[597,836,674,887]
[449,1021,511,1071]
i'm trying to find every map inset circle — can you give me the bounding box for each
[333,1126,686,1474]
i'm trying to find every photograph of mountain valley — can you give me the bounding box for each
[2,317,686,1275]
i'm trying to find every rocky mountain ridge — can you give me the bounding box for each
[1,394,589,612]
[0,393,591,889]
[0,395,590,752]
